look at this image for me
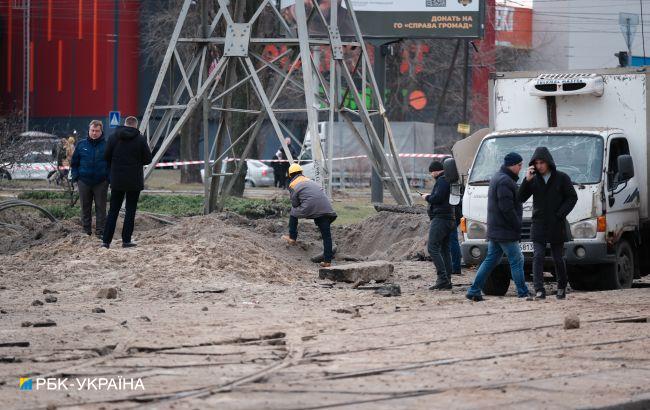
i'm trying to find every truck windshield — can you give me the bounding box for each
[469,134,604,185]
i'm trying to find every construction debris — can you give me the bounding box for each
[375,284,402,297]
[373,204,428,214]
[96,287,118,299]
[319,261,394,283]
[32,319,57,328]
[564,314,580,330]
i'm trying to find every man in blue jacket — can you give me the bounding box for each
[70,120,109,237]
[466,152,531,301]
[423,161,456,290]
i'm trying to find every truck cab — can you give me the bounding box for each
[459,68,648,294]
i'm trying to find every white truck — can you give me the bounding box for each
[458,67,650,294]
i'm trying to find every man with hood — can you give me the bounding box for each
[70,120,109,237]
[281,163,337,267]
[422,161,456,290]
[101,116,153,249]
[466,153,531,302]
[519,147,577,300]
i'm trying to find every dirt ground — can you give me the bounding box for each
[1,210,649,410]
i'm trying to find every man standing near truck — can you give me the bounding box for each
[519,147,578,300]
[466,153,531,301]
[423,161,456,290]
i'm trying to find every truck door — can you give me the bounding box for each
[605,135,639,234]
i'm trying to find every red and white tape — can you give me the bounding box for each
[11,153,448,172]
[153,153,447,168]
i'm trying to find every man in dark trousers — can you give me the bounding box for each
[70,120,109,237]
[519,147,578,300]
[101,116,153,249]
[466,153,531,301]
[281,163,337,267]
[423,161,456,290]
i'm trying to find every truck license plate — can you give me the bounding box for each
[520,242,534,253]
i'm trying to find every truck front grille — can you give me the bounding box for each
[521,220,532,241]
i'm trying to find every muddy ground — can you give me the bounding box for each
[1,210,649,410]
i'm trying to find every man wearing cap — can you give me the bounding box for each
[422,161,456,290]
[282,163,338,267]
[466,152,531,301]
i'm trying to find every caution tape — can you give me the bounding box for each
[8,153,448,173]
[153,153,448,168]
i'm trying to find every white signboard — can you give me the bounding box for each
[343,0,480,12]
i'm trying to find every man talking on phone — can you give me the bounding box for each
[519,147,577,300]
[422,161,456,290]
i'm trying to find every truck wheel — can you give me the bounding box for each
[0,169,11,180]
[599,240,634,290]
[567,267,598,291]
[483,266,510,296]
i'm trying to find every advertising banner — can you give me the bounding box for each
[279,0,484,39]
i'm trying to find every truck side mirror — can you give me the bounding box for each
[617,155,634,182]
[443,158,459,184]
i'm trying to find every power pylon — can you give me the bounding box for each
[140,0,413,213]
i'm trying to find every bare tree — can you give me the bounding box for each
[0,111,27,181]
[141,0,204,184]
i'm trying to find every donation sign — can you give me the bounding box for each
[279,0,484,39]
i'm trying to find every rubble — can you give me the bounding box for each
[96,288,118,299]
[564,314,580,330]
[319,261,394,283]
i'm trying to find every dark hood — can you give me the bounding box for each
[528,147,556,170]
[117,126,140,140]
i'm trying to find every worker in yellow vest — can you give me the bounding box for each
[282,164,337,267]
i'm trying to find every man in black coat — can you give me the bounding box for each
[466,153,531,301]
[519,147,578,300]
[101,116,153,249]
[422,161,456,290]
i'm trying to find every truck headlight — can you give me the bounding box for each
[466,220,487,240]
[570,219,597,239]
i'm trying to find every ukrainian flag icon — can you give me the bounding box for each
[19,378,32,390]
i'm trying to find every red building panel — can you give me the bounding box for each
[0,0,140,118]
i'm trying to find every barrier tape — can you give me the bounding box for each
[8,153,448,172]
[155,153,448,168]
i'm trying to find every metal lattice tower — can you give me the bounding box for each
[141,0,413,212]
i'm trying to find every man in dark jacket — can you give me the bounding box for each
[281,163,337,267]
[101,117,153,249]
[70,120,109,237]
[466,152,531,301]
[519,147,578,300]
[423,161,456,290]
